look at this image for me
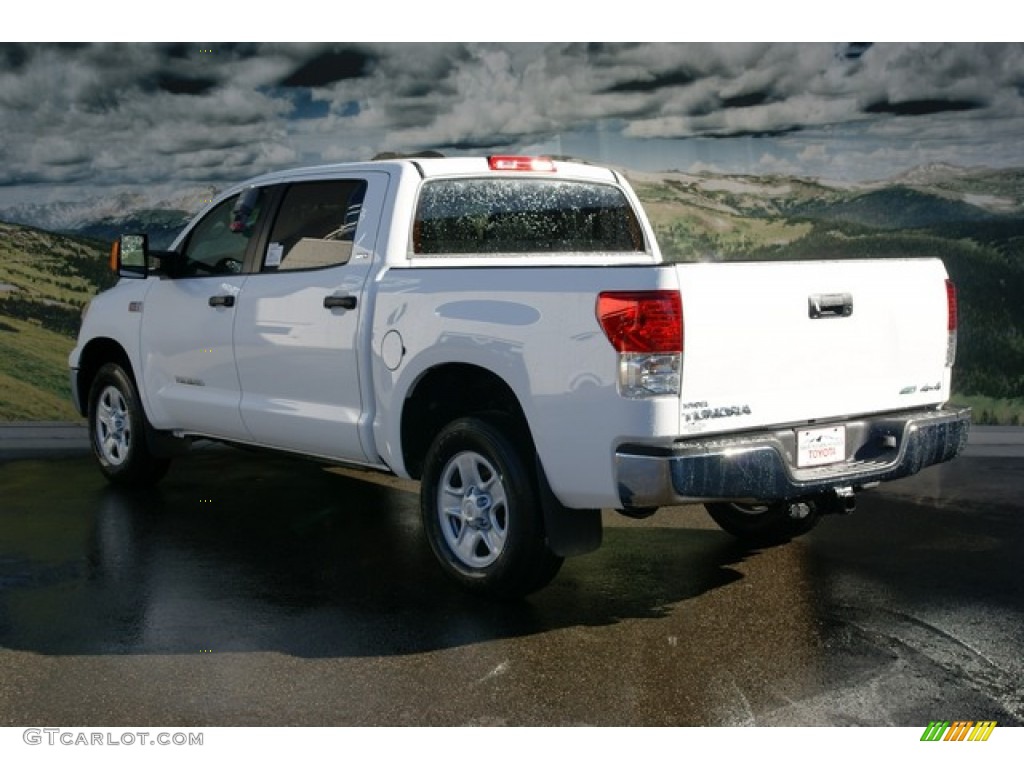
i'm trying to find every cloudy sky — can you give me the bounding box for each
[2,42,1023,210]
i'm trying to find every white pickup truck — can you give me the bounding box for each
[69,155,970,597]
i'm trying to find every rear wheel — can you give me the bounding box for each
[705,500,818,545]
[88,363,170,486]
[421,416,562,599]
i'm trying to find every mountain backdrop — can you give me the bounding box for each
[1,164,1021,423]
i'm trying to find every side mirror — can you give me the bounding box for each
[110,234,149,279]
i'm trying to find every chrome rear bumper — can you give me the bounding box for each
[615,406,971,508]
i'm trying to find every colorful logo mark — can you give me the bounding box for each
[921,720,997,742]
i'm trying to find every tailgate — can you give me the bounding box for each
[674,259,953,436]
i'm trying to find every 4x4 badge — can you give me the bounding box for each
[683,404,752,423]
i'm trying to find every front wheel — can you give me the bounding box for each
[420,417,562,599]
[705,500,819,545]
[88,362,170,486]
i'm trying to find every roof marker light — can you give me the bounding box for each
[488,156,557,172]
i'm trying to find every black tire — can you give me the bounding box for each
[87,362,171,486]
[705,501,819,546]
[420,416,563,599]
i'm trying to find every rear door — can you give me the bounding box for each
[673,258,953,436]
[232,173,389,461]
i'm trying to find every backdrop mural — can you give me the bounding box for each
[0,42,1021,421]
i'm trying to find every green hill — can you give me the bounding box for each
[792,186,998,230]
[2,163,1023,424]
[0,222,114,420]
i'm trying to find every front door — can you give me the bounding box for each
[140,188,269,439]
[232,173,388,462]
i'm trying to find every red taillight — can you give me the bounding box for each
[596,291,683,353]
[945,279,958,367]
[946,279,957,332]
[488,155,556,172]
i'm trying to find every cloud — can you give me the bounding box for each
[600,68,701,94]
[753,152,803,176]
[279,47,375,88]
[153,72,219,96]
[797,144,829,164]
[1,42,1023,201]
[863,98,986,116]
[0,44,300,188]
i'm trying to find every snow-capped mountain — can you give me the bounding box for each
[0,186,218,249]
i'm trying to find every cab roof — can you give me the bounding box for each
[227,155,620,191]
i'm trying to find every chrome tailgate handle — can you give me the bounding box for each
[809,293,853,319]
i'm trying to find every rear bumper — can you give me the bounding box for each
[615,406,971,508]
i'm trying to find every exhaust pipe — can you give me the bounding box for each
[787,501,813,520]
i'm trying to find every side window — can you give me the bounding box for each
[180,188,265,275]
[262,180,367,272]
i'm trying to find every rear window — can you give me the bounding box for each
[413,178,645,255]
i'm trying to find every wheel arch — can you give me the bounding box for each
[75,337,135,418]
[77,337,188,459]
[400,362,530,481]
[400,362,602,559]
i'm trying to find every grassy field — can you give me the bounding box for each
[633,177,815,260]
[0,222,109,421]
[0,222,109,305]
[0,314,80,421]
[950,394,1024,426]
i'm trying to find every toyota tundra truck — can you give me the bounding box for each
[69,155,971,598]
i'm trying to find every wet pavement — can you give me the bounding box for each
[0,444,1021,726]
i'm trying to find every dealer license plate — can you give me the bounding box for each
[797,426,846,468]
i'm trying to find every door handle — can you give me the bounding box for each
[324,294,357,310]
[209,294,236,308]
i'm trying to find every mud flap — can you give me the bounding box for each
[536,456,602,557]
[144,424,192,458]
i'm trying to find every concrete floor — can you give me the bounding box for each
[1,444,1021,727]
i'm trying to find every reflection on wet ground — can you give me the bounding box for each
[1,449,1021,725]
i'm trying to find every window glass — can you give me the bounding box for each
[180,187,264,275]
[413,178,645,255]
[263,181,367,271]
